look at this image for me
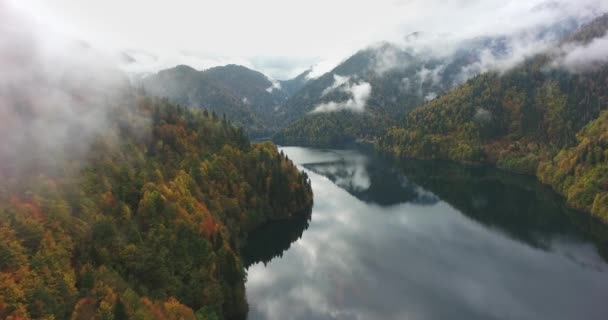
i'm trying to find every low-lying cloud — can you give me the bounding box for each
[369,17,580,87]
[370,43,412,75]
[554,33,608,72]
[321,75,350,96]
[0,2,131,179]
[355,12,607,107]
[266,79,282,93]
[313,77,372,113]
[18,0,608,80]
[424,92,438,102]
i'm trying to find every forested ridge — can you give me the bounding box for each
[140,65,289,137]
[0,95,313,319]
[379,14,608,222]
[273,111,388,148]
[271,20,579,147]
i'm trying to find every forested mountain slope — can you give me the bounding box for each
[278,69,311,97]
[202,65,289,114]
[379,13,608,222]
[140,64,290,137]
[0,95,313,320]
[274,19,580,147]
[274,111,388,147]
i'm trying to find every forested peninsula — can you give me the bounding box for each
[0,95,313,320]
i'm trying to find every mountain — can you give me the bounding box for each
[273,43,440,147]
[140,64,291,137]
[379,13,608,222]
[273,19,581,147]
[274,110,389,147]
[278,69,312,97]
[274,43,425,124]
[0,91,313,319]
[202,64,289,113]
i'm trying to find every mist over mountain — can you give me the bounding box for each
[140,64,295,136]
[139,62,320,137]
[273,17,585,146]
[4,1,608,319]
[278,69,312,96]
[0,2,313,319]
[0,1,133,179]
[135,11,603,147]
[379,12,608,221]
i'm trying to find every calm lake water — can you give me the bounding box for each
[244,147,608,320]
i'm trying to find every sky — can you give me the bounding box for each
[9,0,608,79]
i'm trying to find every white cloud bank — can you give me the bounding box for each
[13,0,608,79]
[0,1,131,177]
[313,76,372,113]
[321,75,350,96]
[554,33,608,72]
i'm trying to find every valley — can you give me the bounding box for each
[2,1,608,319]
[136,13,608,221]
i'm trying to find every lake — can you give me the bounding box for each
[244,147,608,320]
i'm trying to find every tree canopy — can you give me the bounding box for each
[0,96,312,320]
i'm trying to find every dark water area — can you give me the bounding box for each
[244,147,608,320]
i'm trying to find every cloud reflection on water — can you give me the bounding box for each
[246,147,608,320]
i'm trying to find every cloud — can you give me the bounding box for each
[16,0,608,80]
[456,29,566,82]
[266,79,282,93]
[361,15,596,101]
[424,92,438,102]
[250,56,320,80]
[554,33,608,72]
[248,147,608,320]
[474,108,493,124]
[417,66,445,85]
[0,2,130,178]
[313,80,372,113]
[321,74,350,96]
[307,56,351,79]
[355,0,608,81]
[370,43,412,75]
[118,49,257,81]
[372,16,581,88]
[9,0,608,99]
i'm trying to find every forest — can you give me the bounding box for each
[378,14,608,222]
[3,3,608,319]
[273,111,387,148]
[0,95,313,320]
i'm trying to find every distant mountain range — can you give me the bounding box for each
[140,64,308,136]
[273,18,581,146]
[379,13,608,221]
[137,14,591,146]
[137,12,608,222]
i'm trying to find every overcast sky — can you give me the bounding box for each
[9,0,608,79]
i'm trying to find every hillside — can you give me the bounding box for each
[140,64,290,137]
[0,95,313,319]
[273,111,388,147]
[273,19,580,147]
[379,13,608,222]
[538,111,608,221]
[278,69,311,97]
[274,43,433,124]
[201,65,289,114]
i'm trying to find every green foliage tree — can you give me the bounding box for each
[0,95,313,319]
